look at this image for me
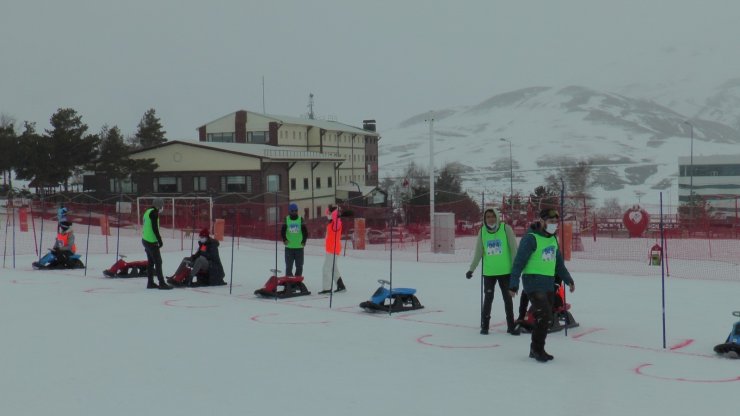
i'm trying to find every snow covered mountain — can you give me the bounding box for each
[379,83,740,209]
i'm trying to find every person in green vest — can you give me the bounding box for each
[142,198,171,290]
[280,203,308,276]
[466,208,520,335]
[509,208,575,362]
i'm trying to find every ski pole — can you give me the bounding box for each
[229,212,236,295]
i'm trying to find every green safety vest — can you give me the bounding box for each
[142,208,158,243]
[285,216,304,249]
[522,233,558,276]
[481,226,512,275]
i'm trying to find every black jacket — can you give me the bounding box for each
[192,238,226,280]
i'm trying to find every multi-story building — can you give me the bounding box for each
[678,154,740,218]
[197,110,380,187]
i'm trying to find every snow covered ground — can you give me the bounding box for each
[1,236,738,416]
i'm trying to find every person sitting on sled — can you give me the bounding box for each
[52,220,76,267]
[180,228,226,286]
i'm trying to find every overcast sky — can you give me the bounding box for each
[2,0,739,139]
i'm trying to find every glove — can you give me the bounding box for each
[509,287,519,298]
[465,270,473,279]
[157,241,163,248]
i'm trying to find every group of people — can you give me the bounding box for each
[467,207,575,363]
[141,198,225,290]
[51,199,571,362]
[279,202,346,294]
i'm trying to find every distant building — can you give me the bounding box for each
[678,154,740,218]
[197,110,381,187]
[85,140,345,221]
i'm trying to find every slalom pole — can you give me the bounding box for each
[30,200,38,256]
[190,203,196,254]
[389,201,394,316]
[12,202,16,268]
[660,192,667,349]
[560,178,570,337]
[274,192,279,302]
[3,204,9,268]
[84,206,91,276]
[480,192,484,329]
[38,194,45,263]
[115,192,122,262]
[229,212,236,295]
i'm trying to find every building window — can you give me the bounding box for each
[220,175,251,193]
[303,178,309,190]
[267,174,280,192]
[109,177,137,193]
[304,208,310,219]
[206,132,234,143]
[316,177,322,189]
[327,177,333,188]
[266,206,279,225]
[290,178,296,190]
[247,131,268,144]
[153,176,181,193]
[316,206,322,219]
[193,176,207,192]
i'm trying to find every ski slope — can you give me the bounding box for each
[0,236,738,416]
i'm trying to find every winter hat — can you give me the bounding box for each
[152,198,164,210]
[199,228,210,238]
[539,208,559,220]
[59,221,72,231]
[288,203,298,212]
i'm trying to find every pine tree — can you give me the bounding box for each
[134,108,167,148]
[94,125,158,192]
[45,108,99,191]
[0,118,17,189]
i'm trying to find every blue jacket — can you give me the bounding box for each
[510,222,574,295]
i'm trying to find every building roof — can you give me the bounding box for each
[132,140,345,163]
[199,110,380,137]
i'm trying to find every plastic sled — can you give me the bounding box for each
[360,279,424,313]
[103,255,148,278]
[517,285,579,333]
[32,249,85,270]
[254,269,311,298]
[713,311,740,359]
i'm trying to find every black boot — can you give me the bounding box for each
[529,347,554,362]
[335,277,346,292]
[507,325,521,336]
[147,280,158,289]
[480,316,490,335]
[158,279,172,290]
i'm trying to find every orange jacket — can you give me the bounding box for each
[324,218,343,254]
[56,231,76,253]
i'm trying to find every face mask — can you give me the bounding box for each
[546,223,558,234]
[199,237,207,243]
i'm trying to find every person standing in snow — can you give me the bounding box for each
[319,205,346,294]
[141,198,171,290]
[509,208,575,362]
[466,208,520,335]
[281,202,308,276]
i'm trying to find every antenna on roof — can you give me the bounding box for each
[262,76,266,114]
[308,93,315,120]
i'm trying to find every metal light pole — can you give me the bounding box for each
[500,138,513,221]
[683,121,694,224]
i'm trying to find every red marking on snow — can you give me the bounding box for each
[633,363,740,383]
[570,327,605,339]
[250,312,330,325]
[416,334,500,349]
[163,299,218,308]
[9,279,62,285]
[396,310,476,329]
[669,339,694,351]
